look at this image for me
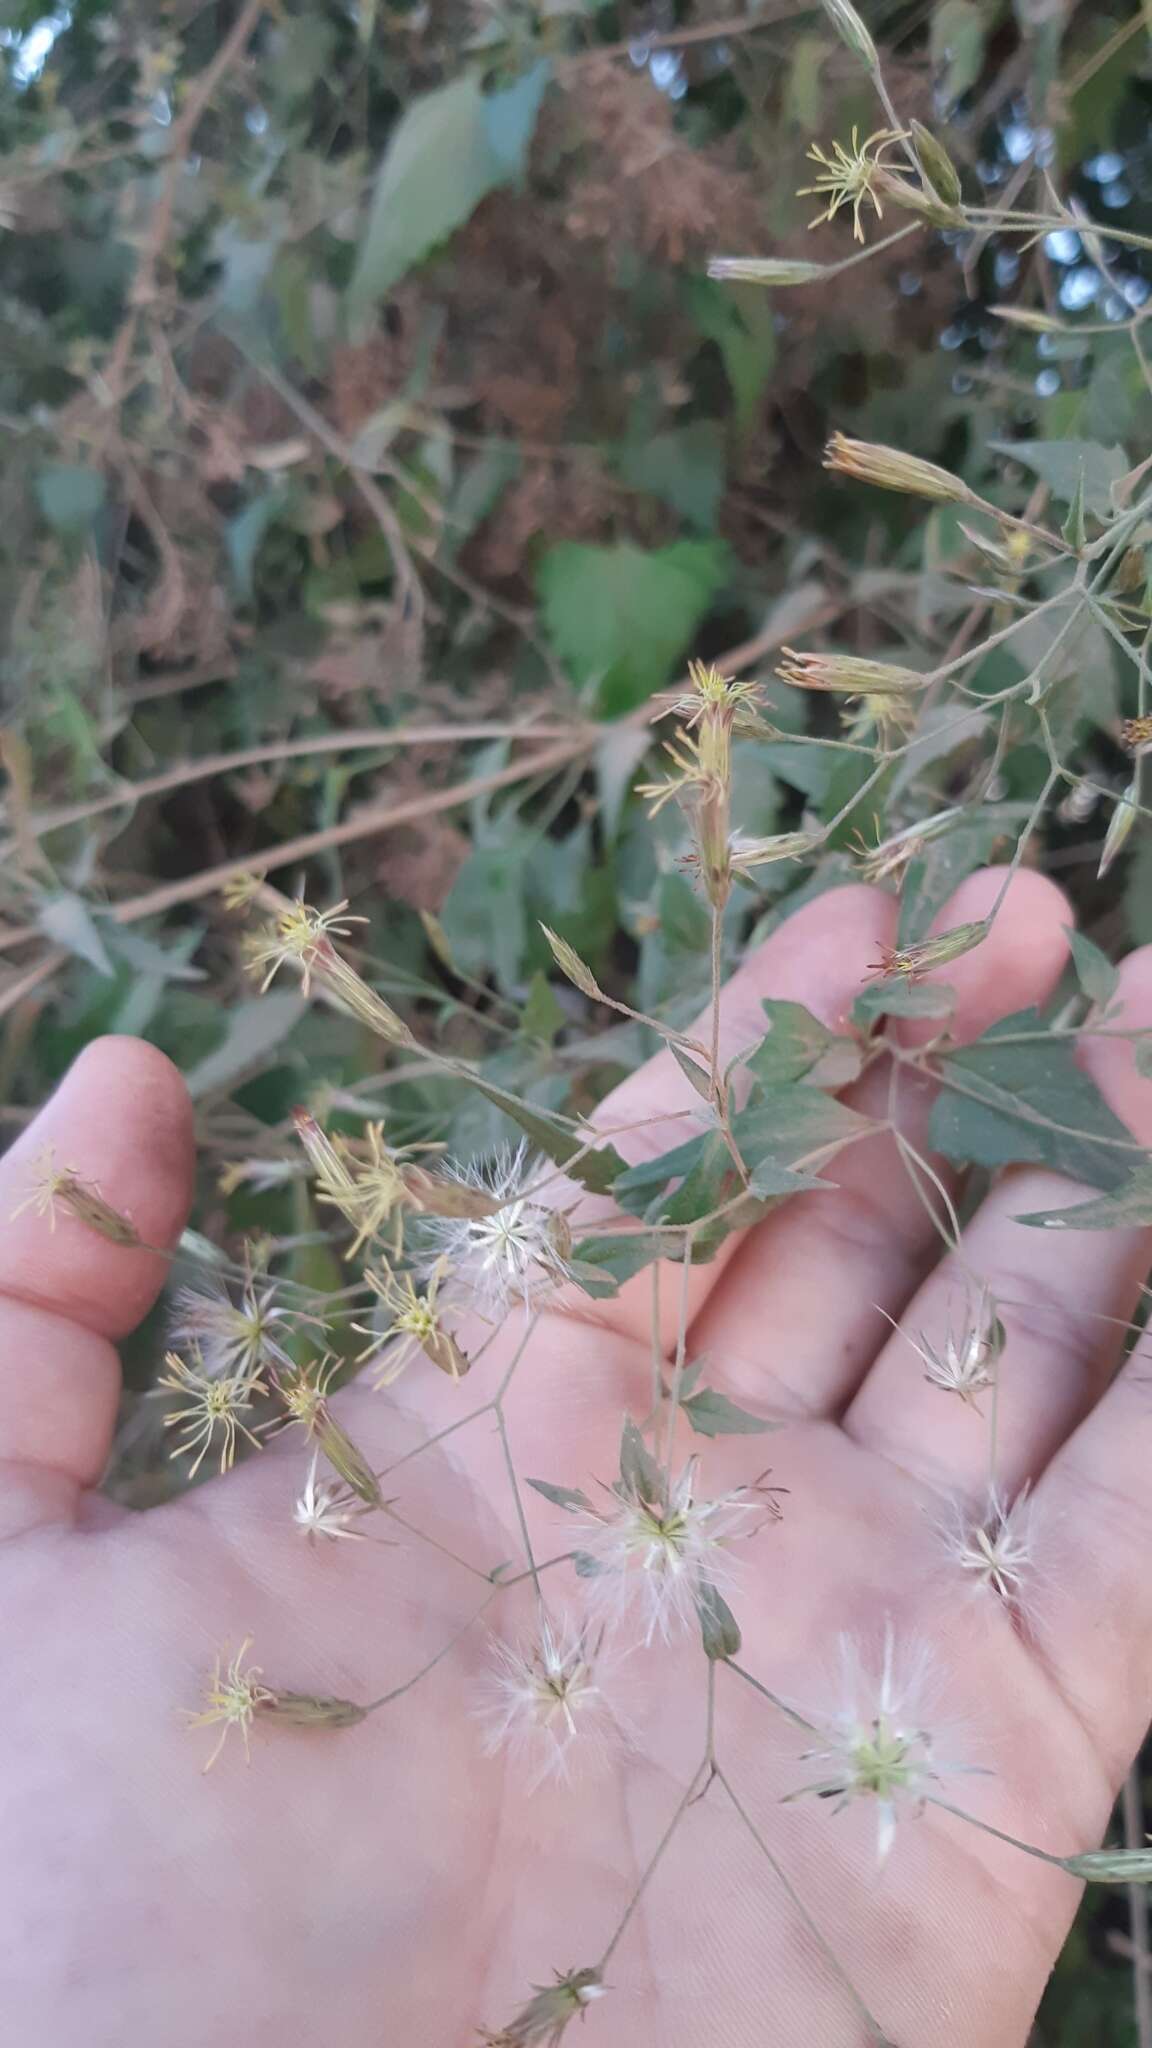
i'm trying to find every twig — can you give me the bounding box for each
[100,0,266,413]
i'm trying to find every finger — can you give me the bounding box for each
[1023,949,1152,1775]
[567,882,900,1347]
[689,867,1072,1416]
[0,1037,194,1536]
[845,943,1152,1505]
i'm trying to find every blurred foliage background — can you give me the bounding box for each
[3,0,1152,2035]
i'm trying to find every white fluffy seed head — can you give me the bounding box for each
[791,1626,976,1862]
[168,1277,293,1379]
[292,1454,370,1544]
[577,1455,762,1646]
[476,1617,619,1786]
[943,1483,1036,1604]
[418,1144,570,1318]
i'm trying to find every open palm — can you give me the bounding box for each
[5,864,1152,2048]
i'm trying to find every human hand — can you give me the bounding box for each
[5,863,1152,2048]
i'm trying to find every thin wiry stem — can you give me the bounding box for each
[1123,1769,1152,2048]
[717,1770,893,2045]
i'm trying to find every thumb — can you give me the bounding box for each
[0,1036,193,1537]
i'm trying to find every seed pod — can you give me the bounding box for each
[540,925,605,1002]
[909,122,963,207]
[1060,1847,1152,1883]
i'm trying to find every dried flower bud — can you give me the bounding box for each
[480,1967,605,2046]
[729,830,822,875]
[871,168,965,228]
[12,1147,143,1245]
[1121,715,1152,755]
[540,925,605,1002]
[778,648,927,697]
[219,869,266,911]
[909,122,963,208]
[1060,1847,1152,1884]
[870,920,989,981]
[1098,781,1138,880]
[817,0,878,68]
[708,255,829,286]
[259,1691,369,1729]
[825,432,975,506]
[989,305,1070,335]
[315,1408,383,1508]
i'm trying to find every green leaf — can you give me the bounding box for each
[619,1417,662,1503]
[521,971,566,1045]
[989,439,1129,519]
[930,0,987,106]
[1064,926,1120,1007]
[732,1083,870,1175]
[538,539,729,717]
[680,1387,777,1438]
[852,980,956,1026]
[525,1478,594,1512]
[348,66,549,318]
[35,463,106,535]
[462,1073,627,1194]
[1015,1168,1152,1231]
[928,1009,1139,1190]
[184,994,307,1099]
[696,1579,742,1660]
[36,893,114,976]
[616,422,725,530]
[688,276,777,437]
[569,1232,679,1290]
[742,999,845,1086]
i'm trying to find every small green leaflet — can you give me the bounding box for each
[928,1008,1139,1191]
[1015,1167,1152,1231]
[618,1417,663,1504]
[852,980,955,1027]
[696,1579,742,1660]
[679,1387,777,1438]
[1064,926,1120,1007]
[741,999,858,1087]
[525,1479,594,1513]
[989,438,1129,520]
[348,66,550,318]
[460,1072,627,1195]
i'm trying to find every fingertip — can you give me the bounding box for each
[1076,943,1152,1143]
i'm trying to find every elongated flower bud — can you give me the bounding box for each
[870,920,989,982]
[259,1692,369,1729]
[1098,781,1138,880]
[871,168,964,228]
[778,648,927,696]
[708,255,829,286]
[908,122,963,207]
[989,305,1070,334]
[1060,1847,1152,1883]
[825,432,975,505]
[817,0,878,69]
